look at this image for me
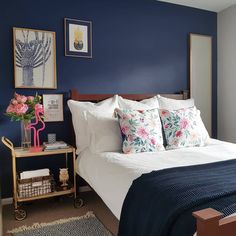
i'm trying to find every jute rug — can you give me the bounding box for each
[8,211,113,236]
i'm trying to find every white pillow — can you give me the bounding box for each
[118,96,159,109]
[157,95,194,110]
[67,95,119,154]
[87,111,122,153]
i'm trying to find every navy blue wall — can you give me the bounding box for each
[0,0,217,198]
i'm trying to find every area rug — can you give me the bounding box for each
[8,211,113,236]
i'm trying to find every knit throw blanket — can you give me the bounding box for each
[118,159,236,236]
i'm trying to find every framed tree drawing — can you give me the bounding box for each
[13,27,57,89]
[64,18,92,58]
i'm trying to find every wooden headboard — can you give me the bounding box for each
[70,89,189,101]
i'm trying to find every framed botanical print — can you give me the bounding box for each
[43,94,64,122]
[13,27,57,89]
[64,18,92,58]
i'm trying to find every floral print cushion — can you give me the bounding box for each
[159,107,209,150]
[115,108,164,154]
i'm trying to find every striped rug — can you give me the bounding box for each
[8,212,112,236]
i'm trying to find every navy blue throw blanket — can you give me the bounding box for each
[118,159,236,236]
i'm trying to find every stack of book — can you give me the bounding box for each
[43,141,68,151]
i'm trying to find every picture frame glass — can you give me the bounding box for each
[43,94,64,122]
[13,27,57,89]
[65,18,92,58]
[69,24,88,53]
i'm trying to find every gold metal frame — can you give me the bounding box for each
[13,27,57,89]
[64,18,93,58]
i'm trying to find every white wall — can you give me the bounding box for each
[218,4,236,143]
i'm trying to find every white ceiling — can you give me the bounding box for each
[158,0,236,12]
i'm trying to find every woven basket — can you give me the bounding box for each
[17,175,55,198]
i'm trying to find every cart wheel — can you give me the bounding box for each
[14,209,27,221]
[74,198,84,208]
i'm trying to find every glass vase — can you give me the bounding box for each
[21,120,31,150]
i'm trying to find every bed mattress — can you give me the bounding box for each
[76,139,236,219]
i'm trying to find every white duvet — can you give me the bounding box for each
[76,139,236,220]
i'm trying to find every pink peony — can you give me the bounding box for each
[137,127,148,138]
[6,104,15,113]
[35,103,44,114]
[5,93,43,121]
[27,96,34,102]
[15,103,28,115]
[176,130,182,137]
[11,99,18,105]
[15,93,27,103]
[180,118,189,129]
[164,124,169,129]
[14,93,20,99]
[35,103,43,109]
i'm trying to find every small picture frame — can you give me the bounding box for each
[43,94,64,122]
[64,18,92,58]
[13,27,57,89]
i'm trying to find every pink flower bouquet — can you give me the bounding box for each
[5,93,42,121]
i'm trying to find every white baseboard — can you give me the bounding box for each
[1,186,92,205]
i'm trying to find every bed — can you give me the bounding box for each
[69,89,236,236]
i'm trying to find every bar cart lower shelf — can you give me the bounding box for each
[14,188,83,221]
[2,137,83,221]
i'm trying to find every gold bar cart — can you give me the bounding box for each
[2,137,83,220]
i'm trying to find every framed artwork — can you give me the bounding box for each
[13,27,57,89]
[43,94,64,122]
[64,18,92,58]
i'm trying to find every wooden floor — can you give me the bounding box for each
[2,191,119,236]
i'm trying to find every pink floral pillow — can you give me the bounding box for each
[159,107,209,150]
[115,108,164,154]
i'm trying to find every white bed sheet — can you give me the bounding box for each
[76,139,236,220]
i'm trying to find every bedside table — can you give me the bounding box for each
[2,137,83,221]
